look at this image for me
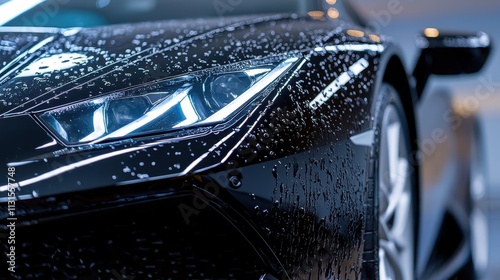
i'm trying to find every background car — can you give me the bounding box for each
[0,0,492,279]
[350,0,500,278]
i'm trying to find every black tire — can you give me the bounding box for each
[362,84,418,280]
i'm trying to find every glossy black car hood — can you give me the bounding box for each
[0,27,58,83]
[0,28,54,66]
[0,14,369,117]
[0,14,391,202]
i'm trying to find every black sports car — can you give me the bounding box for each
[0,0,491,279]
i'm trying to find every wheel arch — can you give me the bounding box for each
[374,45,421,276]
[375,46,419,180]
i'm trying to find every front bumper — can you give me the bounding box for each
[1,175,278,279]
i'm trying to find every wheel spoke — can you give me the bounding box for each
[380,240,403,280]
[382,158,408,222]
[379,247,395,280]
[379,180,391,213]
[387,122,401,185]
[391,191,411,238]
[379,215,403,249]
[377,103,414,280]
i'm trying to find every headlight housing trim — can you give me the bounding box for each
[36,57,298,146]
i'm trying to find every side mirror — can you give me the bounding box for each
[412,28,492,98]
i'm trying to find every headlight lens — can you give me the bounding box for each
[37,57,297,145]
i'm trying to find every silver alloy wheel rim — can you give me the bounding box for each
[378,104,414,280]
[470,138,488,276]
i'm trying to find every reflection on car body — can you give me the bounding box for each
[0,0,491,279]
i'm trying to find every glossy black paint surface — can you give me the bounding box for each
[1,15,396,278]
[0,27,57,84]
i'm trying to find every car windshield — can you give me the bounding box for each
[1,0,323,27]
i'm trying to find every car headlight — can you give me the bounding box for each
[37,57,298,145]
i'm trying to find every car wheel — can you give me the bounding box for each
[363,84,417,280]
